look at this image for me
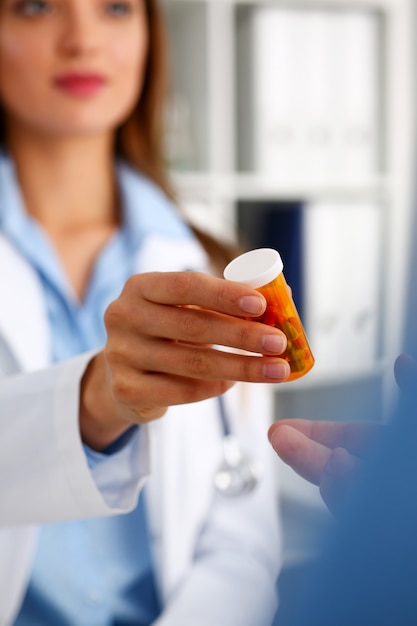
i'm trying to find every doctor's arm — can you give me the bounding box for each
[0,271,288,526]
[0,352,152,526]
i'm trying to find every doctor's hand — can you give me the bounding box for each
[268,353,417,516]
[79,271,290,451]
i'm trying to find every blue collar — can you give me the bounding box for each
[0,150,193,252]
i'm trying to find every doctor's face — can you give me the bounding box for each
[0,0,149,139]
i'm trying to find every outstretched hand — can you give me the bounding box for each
[268,353,417,515]
[268,418,376,515]
[79,271,290,450]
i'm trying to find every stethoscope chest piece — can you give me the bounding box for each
[214,434,264,497]
[214,396,264,497]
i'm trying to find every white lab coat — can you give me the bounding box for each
[0,228,282,626]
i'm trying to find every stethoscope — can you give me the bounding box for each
[213,395,264,497]
[178,268,262,497]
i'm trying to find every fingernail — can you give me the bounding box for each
[262,334,287,354]
[239,295,265,315]
[263,362,291,380]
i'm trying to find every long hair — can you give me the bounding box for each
[118,0,238,271]
[116,0,173,200]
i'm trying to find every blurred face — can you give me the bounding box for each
[0,0,149,138]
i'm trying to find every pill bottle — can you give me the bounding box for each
[224,247,314,381]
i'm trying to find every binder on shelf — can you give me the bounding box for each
[302,201,381,374]
[236,6,381,181]
[300,10,336,180]
[330,12,380,178]
[236,7,299,178]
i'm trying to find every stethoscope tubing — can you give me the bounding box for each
[214,394,261,497]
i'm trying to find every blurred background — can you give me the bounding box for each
[160,0,416,622]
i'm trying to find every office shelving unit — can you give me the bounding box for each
[161,0,416,536]
[163,0,415,394]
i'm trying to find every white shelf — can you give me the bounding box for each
[164,0,416,402]
[276,358,389,391]
[165,0,393,9]
[172,171,392,202]
[163,0,415,566]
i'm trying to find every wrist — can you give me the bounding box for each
[79,352,132,451]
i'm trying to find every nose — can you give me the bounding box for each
[58,5,101,58]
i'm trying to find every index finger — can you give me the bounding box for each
[268,424,331,485]
[135,271,267,317]
[269,419,379,458]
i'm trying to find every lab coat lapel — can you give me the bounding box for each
[132,234,222,600]
[145,401,222,603]
[0,235,50,372]
[133,232,209,274]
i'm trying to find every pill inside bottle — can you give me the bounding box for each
[224,248,315,381]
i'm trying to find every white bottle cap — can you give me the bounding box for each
[223,248,284,289]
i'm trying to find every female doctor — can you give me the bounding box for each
[0,1,291,625]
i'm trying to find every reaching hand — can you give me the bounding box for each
[268,353,417,515]
[268,418,376,515]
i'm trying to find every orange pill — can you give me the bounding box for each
[263,306,277,326]
[292,335,306,349]
[291,348,307,360]
[288,315,303,333]
[291,359,306,372]
[282,320,298,341]
[276,312,287,326]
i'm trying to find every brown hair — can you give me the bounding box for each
[116,0,173,199]
[118,0,238,272]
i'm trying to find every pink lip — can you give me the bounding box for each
[53,73,107,97]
